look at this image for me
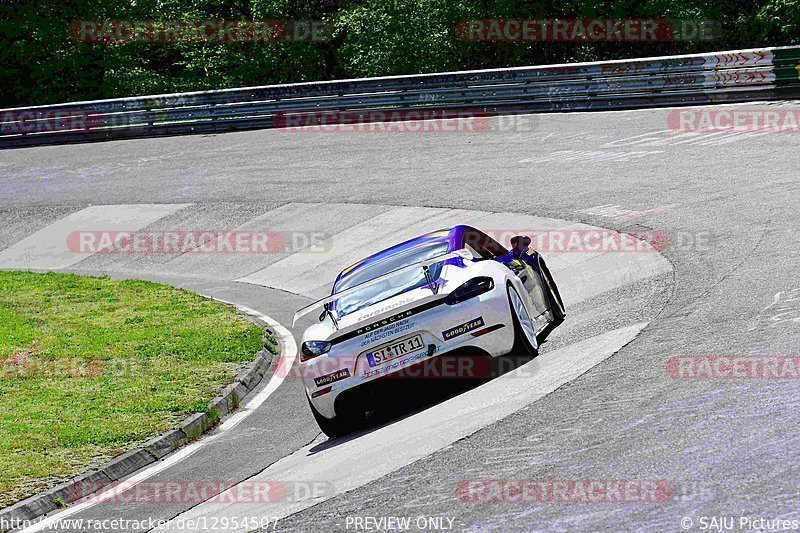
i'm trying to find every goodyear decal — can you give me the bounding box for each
[314,368,351,387]
[442,317,485,340]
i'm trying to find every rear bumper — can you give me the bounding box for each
[333,346,495,417]
[303,284,514,419]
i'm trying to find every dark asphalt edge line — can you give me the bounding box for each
[0,307,281,530]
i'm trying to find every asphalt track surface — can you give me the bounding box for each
[1,101,799,532]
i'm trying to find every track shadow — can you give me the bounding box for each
[307,348,541,454]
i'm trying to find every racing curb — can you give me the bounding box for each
[0,320,282,530]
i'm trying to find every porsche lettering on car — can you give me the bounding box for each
[293,225,565,437]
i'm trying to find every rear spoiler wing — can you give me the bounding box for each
[292,248,473,327]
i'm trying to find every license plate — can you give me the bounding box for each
[366,334,425,367]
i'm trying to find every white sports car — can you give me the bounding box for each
[293,225,565,437]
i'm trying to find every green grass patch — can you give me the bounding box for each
[0,271,264,508]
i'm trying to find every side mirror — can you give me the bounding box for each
[510,235,531,258]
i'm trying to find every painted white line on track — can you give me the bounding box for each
[19,299,297,533]
[237,208,617,300]
[237,206,670,309]
[238,206,468,296]
[0,204,190,270]
[162,202,380,281]
[156,322,647,532]
[2,205,666,532]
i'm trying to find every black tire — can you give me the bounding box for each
[536,260,565,344]
[307,396,357,439]
[539,260,565,325]
[506,284,538,358]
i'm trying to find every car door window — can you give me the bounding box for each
[465,243,486,260]
[463,229,507,259]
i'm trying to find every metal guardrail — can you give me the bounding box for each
[1,46,799,148]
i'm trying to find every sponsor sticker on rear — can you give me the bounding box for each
[442,317,485,340]
[313,368,351,387]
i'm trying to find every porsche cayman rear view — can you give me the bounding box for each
[293,225,565,437]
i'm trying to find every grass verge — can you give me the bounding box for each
[0,271,264,508]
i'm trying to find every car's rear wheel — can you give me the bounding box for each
[507,284,538,357]
[535,260,565,345]
[307,396,358,439]
[539,261,565,325]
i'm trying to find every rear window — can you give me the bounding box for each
[462,228,508,258]
[333,240,449,317]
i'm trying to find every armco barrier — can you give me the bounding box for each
[1,46,799,148]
